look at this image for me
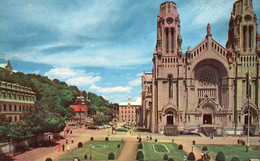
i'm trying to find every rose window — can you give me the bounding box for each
[198,69,216,86]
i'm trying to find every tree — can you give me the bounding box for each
[93,112,110,125]
[7,121,32,142]
[216,151,225,161]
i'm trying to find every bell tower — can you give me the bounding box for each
[226,0,258,55]
[156,1,182,55]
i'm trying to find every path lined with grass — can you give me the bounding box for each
[117,138,138,161]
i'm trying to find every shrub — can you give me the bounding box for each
[202,146,208,151]
[84,155,88,159]
[241,140,245,145]
[230,157,240,161]
[187,152,195,160]
[163,154,168,160]
[139,137,142,143]
[178,144,183,150]
[78,142,83,148]
[108,152,115,160]
[45,158,52,161]
[90,137,94,141]
[138,143,143,149]
[136,151,144,160]
[168,158,174,161]
[197,159,202,161]
[105,137,109,141]
[117,144,120,148]
[216,151,225,161]
[192,140,195,145]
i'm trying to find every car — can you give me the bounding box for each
[116,128,128,132]
[87,126,98,130]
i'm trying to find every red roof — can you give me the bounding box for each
[70,105,86,112]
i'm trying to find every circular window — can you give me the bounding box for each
[244,15,252,22]
[166,17,174,25]
[198,68,216,86]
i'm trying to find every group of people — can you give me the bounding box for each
[201,152,210,161]
[59,137,74,152]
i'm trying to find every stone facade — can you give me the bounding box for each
[0,80,36,122]
[141,0,259,135]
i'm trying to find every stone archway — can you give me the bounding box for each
[166,111,174,125]
[203,114,212,124]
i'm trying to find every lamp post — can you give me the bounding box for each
[90,144,92,160]
[246,71,252,152]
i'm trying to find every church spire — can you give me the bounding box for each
[226,0,258,54]
[5,60,12,71]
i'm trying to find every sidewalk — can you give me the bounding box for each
[117,138,138,161]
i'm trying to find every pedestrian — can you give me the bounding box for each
[71,137,74,144]
[147,136,149,141]
[66,138,68,144]
[70,130,72,134]
[62,144,65,152]
[67,144,70,151]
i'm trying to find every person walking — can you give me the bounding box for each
[67,144,70,151]
[71,137,74,144]
[62,144,65,152]
[66,138,68,144]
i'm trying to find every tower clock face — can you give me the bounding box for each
[166,17,174,25]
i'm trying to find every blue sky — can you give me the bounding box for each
[0,0,259,103]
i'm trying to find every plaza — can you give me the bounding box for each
[7,126,260,161]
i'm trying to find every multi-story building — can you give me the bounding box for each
[69,91,89,124]
[119,96,141,123]
[0,80,36,122]
[141,0,259,135]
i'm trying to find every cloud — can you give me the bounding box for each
[44,67,101,87]
[90,85,131,94]
[128,78,141,86]
[66,76,101,86]
[44,68,84,80]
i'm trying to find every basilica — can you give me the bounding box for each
[140,0,259,135]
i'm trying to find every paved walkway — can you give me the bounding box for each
[117,138,137,161]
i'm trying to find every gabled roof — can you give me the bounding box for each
[70,105,86,112]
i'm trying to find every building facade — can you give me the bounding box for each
[0,80,36,122]
[119,97,141,123]
[141,0,259,135]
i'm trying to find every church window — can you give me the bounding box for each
[229,115,231,122]
[14,116,17,122]
[249,26,253,50]
[168,75,173,98]
[198,68,216,86]
[9,105,12,111]
[239,115,241,122]
[165,28,169,51]
[3,104,6,111]
[171,28,174,51]
[243,26,247,51]
[188,115,190,122]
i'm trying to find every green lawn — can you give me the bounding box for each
[59,141,124,160]
[139,142,187,161]
[196,144,260,161]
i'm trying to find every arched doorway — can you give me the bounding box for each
[203,114,212,124]
[167,111,174,125]
[244,115,252,125]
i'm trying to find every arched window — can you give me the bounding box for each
[171,28,174,51]
[243,26,247,51]
[249,26,253,50]
[165,28,169,51]
[168,75,173,98]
